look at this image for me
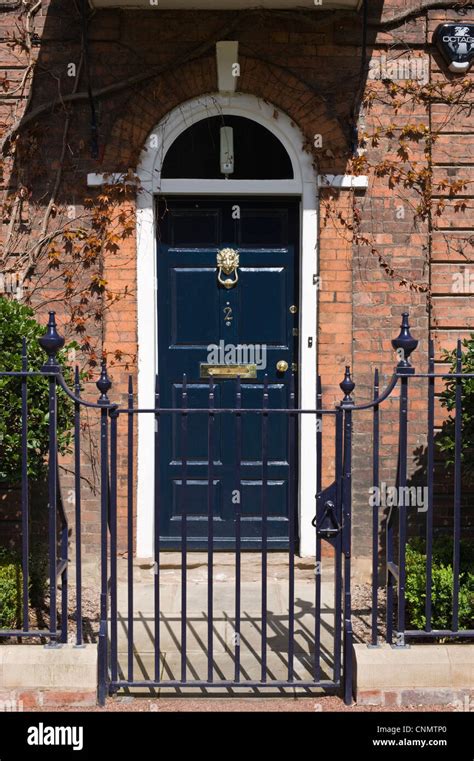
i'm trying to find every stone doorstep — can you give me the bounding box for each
[353,643,474,707]
[79,556,338,596]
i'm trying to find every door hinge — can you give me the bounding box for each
[291,362,298,373]
[292,328,299,337]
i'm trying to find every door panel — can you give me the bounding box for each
[239,267,287,345]
[171,384,223,463]
[170,269,219,344]
[157,197,299,548]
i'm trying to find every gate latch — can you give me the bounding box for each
[312,481,342,541]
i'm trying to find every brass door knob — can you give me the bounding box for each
[276,360,289,373]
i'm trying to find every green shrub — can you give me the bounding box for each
[405,538,474,631]
[0,546,49,628]
[438,334,474,484]
[0,298,79,483]
[0,549,22,629]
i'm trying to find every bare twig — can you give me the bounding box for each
[373,1,473,30]
[39,53,84,242]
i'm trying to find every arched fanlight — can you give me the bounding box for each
[162,116,293,180]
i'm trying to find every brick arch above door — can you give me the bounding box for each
[101,55,349,174]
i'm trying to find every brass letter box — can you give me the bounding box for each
[200,364,257,379]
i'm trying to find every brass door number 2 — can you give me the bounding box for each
[224,305,233,326]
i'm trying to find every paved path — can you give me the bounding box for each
[111,554,338,695]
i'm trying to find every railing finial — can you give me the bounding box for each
[39,311,65,372]
[392,312,418,374]
[340,365,355,406]
[96,357,112,405]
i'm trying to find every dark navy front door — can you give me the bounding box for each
[156,197,299,549]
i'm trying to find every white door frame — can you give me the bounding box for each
[136,93,318,557]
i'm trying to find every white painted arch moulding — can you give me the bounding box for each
[135,92,318,558]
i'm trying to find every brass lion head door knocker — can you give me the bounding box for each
[216,248,239,289]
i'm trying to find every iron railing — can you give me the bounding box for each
[0,330,69,644]
[0,310,473,707]
[382,341,474,646]
[344,314,474,646]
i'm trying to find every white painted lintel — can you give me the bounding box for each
[216,41,239,93]
[318,174,368,190]
[87,173,125,187]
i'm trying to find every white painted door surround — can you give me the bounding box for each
[135,93,318,557]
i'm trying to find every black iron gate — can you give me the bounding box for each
[100,373,353,702]
[2,311,473,705]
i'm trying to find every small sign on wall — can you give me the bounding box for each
[434,23,474,73]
